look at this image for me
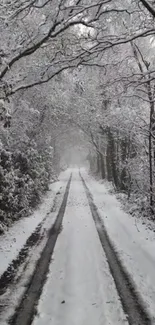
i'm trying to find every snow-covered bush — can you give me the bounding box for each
[0,96,60,232]
[0,142,57,232]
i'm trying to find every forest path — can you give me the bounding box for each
[1,169,154,325]
[32,169,127,325]
[31,169,152,325]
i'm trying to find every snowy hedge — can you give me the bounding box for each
[0,144,56,233]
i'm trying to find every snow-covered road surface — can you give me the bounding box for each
[0,170,70,279]
[33,171,127,325]
[81,169,155,322]
[0,170,70,324]
[1,168,155,325]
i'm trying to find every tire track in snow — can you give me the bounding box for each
[0,188,62,297]
[80,172,153,325]
[8,174,72,325]
[0,222,43,296]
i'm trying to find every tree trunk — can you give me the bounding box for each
[149,104,154,210]
[100,152,106,179]
[147,76,155,212]
[111,133,119,188]
[106,132,113,182]
[96,153,100,175]
[106,129,119,187]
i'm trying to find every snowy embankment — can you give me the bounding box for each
[0,170,70,278]
[81,169,155,321]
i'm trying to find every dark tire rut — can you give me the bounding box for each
[0,186,63,296]
[80,173,153,325]
[9,174,72,325]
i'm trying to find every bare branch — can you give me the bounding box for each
[139,0,155,17]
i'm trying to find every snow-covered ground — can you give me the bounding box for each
[81,168,155,321]
[33,170,127,325]
[2,167,155,324]
[0,170,70,278]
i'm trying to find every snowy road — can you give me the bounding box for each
[32,171,127,325]
[1,169,155,325]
